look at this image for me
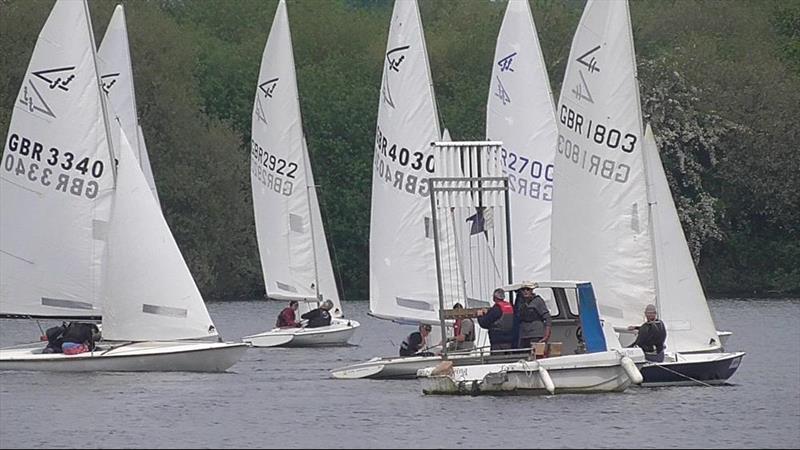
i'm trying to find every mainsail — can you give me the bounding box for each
[370,0,464,324]
[1,0,114,319]
[486,0,557,285]
[551,0,654,329]
[97,5,160,204]
[250,0,341,314]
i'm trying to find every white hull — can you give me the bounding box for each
[243,318,359,348]
[0,341,248,372]
[420,350,644,395]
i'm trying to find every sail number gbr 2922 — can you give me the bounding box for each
[251,139,298,197]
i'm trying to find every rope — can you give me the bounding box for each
[649,362,715,387]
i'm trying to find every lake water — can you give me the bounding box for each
[1,298,798,448]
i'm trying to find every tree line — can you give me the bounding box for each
[1,0,797,299]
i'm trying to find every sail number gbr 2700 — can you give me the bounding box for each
[251,139,298,197]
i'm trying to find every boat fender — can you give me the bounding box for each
[538,366,555,394]
[621,355,643,384]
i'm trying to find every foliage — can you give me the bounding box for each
[1,0,797,298]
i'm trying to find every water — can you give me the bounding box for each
[1,298,798,448]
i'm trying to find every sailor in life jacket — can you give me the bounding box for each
[301,299,334,328]
[628,304,667,362]
[399,323,433,357]
[276,300,301,328]
[477,288,515,351]
[448,303,476,352]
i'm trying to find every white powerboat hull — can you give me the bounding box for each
[0,341,248,372]
[420,350,644,395]
[243,318,359,347]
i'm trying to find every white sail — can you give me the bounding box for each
[0,0,114,318]
[303,135,342,316]
[97,5,159,201]
[370,0,464,324]
[250,0,323,303]
[486,0,556,284]
[136,124,160,204]
[551,0,654,329]
[643,124,719,352]
[103,130,217,341]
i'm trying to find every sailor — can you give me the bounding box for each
[276,300,301,328]
[628,304,667,362]
[515,283,552,349]
[301,299,334,328]
[399,323,434,357]
[447,303,475,352]
[477,288,515,352]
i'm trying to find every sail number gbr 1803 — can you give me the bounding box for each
[559,105,637,153]
[251,139,298,197]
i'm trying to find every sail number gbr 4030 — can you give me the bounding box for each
[251,139,298,197]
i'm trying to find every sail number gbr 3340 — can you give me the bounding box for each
[3,133,106,199]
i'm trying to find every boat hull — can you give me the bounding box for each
[0,341,248,372]
[639,351,745,386]
[243,318,359,347]
[331,349,558,380]
[421,351,642,395]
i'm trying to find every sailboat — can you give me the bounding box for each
[0,0,247,372]
[639,124,744,385]
[550,0,743,385]
[331,0,488,379]
[242,0,359,348]
[97,4,160,205]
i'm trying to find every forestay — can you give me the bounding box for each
[97,5,160,204]
[1,0,114,319]
[370,0,463,324]
[250,0,340,314]
[551,0,654,329]
[103,131,218,341]
[486,0,556,285]
[643,125,719,352]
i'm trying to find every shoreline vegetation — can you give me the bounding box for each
[1,0,797,301]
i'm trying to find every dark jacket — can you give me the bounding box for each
[61,322,100,350]
[301,308,331,328]
[399,331,425,357]
[276,307,300,328]
[477,300,515,345]
[631,320,667,354]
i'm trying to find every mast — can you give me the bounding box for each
[84,0,117,183]
[303,139,322,305]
